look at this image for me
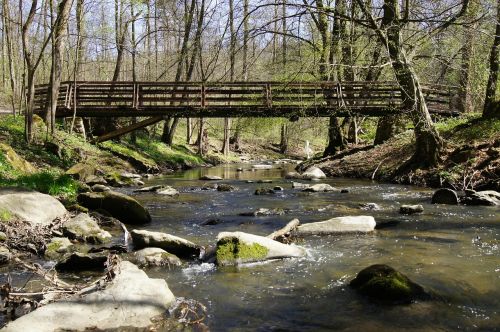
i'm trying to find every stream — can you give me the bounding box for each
[126,163,498,331]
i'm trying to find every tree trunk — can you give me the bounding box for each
[47,0,72,136]
[323,117,346,157]
[483,0,500,118]
[280,123,288,154]
[2,0,17,115]
[374,115,406,145]
[459,0,478,113]
[382,0,442,167]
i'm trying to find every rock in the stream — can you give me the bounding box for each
[0,246,11,265]
[63,213,112,244]
[44,237,74,260]
[302,167,326,180]
[239,208,286,217]
[431,188,459,205]
[254,188,275,195]
[462,190,500,206]
[302,184,338,192]
[359,203,381,211]
[131,229,201,259]
[55,252,108,271]
[200,175,223,181]
[215,231,304,266]
[400,205,424,215]
[257,180,273,184]
[120,172,142,179]
[252,164,273,170]
[350,264,429,304]
[0,232,6,242]
[295,216,376,235]
[217,184,236,192]
[292,182,310,189]
[3,261,175,332]
[91,184,111,192]
[85,175,108,186]
[273,186,284,191]
[133,247,182,267]
[77,191,151,224]
[285,172,303,179]
[134,185,179,196]
[0,188,67,226]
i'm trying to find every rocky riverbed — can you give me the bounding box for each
[0,162,498,331]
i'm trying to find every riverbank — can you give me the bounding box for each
[299,115,500,191]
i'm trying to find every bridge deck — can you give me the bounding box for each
[33,81,459,118]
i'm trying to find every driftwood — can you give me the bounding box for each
[267,219,300,243]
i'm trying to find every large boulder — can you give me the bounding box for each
[131,229,201,259]
[0,143,36,173]
[350,264,429,304]
[215,231,305,266]
[44,237,74,260]
[0,188,67,226]
[3,261,175,332]
[295,216,376,235]
[302,184,339,192]
[63,213,112,244]
[462,190,500,206]
[431,188,459,205]
[77,191,151,224]
[301,167,326,180]
[133,247,182,267]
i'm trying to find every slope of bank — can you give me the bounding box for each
[0,115,210,202]
[300,115,500,191]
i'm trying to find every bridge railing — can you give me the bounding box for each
[33,81,458,117]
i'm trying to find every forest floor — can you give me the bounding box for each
[300,115,500,191]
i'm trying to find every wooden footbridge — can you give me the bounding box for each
[34,81,458,118]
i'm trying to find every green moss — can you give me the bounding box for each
[0,209,13,223]
[216,238,269,265]
[46,241,63,253]
[361,271,412,298]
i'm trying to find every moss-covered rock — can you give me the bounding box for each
[215,231,305,266]
[45,237,74,260]
[63,213,112,244]
[77,191,151,224]
[65,163,96,182]
[216,238,268,265]
[0,143,36,174]
[254,188,275,195]
[350,264,429,304]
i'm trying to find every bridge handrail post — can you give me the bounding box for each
[201,83,206,108]
[265,83,272,108]
[65,83,73,109]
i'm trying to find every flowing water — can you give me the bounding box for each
[121,163,499,331]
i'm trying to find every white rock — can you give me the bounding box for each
[2,261,175,332]
[302,184,338,192]
[292,182,310,189]
[252,164,273,169]
[131,229,201,258]
[301,167,326,179]
[296,216,376,235]
[0,188,67,226]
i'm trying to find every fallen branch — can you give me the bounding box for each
[13,257,72,289]
[267,219,300,243]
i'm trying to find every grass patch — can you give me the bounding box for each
[0,171,80,201]
[0,209,13,223]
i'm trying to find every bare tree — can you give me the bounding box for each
[484,0,500,118]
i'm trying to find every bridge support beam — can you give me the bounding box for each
[92,116,164,143]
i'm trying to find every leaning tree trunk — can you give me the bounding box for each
[383,0,442,167]
[483,0,500,118]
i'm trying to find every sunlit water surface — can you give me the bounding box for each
[130,163,499,331]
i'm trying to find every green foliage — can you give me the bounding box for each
[216,238,269,265]
[0,171,80,200]
[0,209,13,223]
